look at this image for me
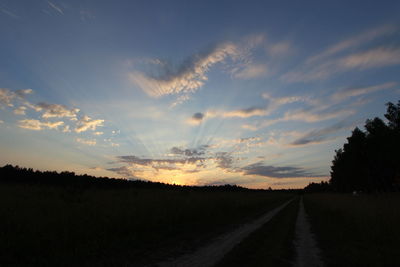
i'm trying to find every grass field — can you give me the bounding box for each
[304,193,400,266]
[0,183,292,266]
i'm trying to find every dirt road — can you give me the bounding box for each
[156,199,293,267]
[294,197,324,267]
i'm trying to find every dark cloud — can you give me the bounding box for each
[107,166,136,178]
[170,147,205,157]
[215,152,234,169]
[192,112,204,121]
[241,162,315,178]
[203,176,259,186]
[290,120,357,146]
[241,106,264,114]
[170,145,207,157]
[117,155,206,166]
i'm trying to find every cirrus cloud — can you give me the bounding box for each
[129,42,240,98]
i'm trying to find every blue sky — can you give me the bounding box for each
[1,0,400,188]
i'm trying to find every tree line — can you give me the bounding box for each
[0,164,261,192]
[305,100,400,193]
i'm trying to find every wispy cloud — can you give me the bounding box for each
[117,155,206,167]
[267,41,292,57]
[188,94,307,127]
[129,42,240,98]
[113,154,208,177]
[170,94,191,108]
[332,81,397,101]
[307,24,397,63]
[247,104,355,131]
[222,106,267,118]
[241,124,258,131]
[79,8,95,21]
[282,108,355,123]
[241,162,317,178]
[281,24,400,83]
[0,6,19,19]
[47,1,64,15]
[18,119,64,131]
[233,64,267,79]
[338,46,400,70]
[290,120,357,146]
[76,138,96,146]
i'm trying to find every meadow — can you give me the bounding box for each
[304,193,400,266]
[0,182,292,266]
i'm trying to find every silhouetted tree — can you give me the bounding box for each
[330,101,400,192]
[0,165,256,192]
[304,181,331,193]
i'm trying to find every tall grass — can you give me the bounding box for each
[304,193,400,266]
[0,183,291,266]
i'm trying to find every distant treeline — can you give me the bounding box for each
[0,164,281,192]
[305,101,400,193]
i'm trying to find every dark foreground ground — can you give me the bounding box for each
[0,182,292,266]
[304,193,400,266]
[1,178,400,267]
[218,193,400,267]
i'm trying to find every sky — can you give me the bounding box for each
[1,0,400,189]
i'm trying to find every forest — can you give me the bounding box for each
[306,100,400,193]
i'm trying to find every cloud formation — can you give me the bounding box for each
[187,112,205,125]
[234,64,267,79]
[332,82,397,101]
[169,146,206,156]
[241,162,315,178]
[47,1,64,15]
[75,115,104,133]
[215,152,234,169]
[36,102,80,119]
[281,25,400,83]
[13,106,27,115]
[0,6,19,19]
[106,166,136,178]
[222,106,267,118]
[307,24,397,63]
[130,42,239,97]
[0,88,32,108]
[290,120,357,146]
[282,108,355,123]
[267,41,291,57]
[339,47,400,70]
[117,155,206,167]
[76,138,96,146]
[18,119,64,131]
